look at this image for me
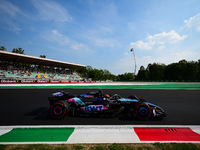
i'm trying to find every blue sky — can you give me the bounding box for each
[0,0,200,75]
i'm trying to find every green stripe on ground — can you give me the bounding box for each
[0,84,199,90]
[0,128,74,142]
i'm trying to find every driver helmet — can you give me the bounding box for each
[104,94,110,98]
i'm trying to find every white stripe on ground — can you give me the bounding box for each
[67,126,140,143]
[0,127,12,136]
[0,82,160,87]
[191,126,200,135]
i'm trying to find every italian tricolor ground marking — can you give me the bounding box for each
[0,126,200,144]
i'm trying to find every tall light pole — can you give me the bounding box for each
[130,48,137,77]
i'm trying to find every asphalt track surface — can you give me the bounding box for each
[0,89,200,126]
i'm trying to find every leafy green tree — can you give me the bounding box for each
[76,65,114,81]
[148,63,166,80]
[185,61,199,80]
[76,66,88,78]
[136,66,148,80]
[164,59,200,81]
[12,48,25,54]
[103,69,111,80]
[165,63,180,80]
[117,73,134,81]
[0,46,7,51]
[39,55,46,58]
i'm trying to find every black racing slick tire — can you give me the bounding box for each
[135,103,151,120]
[50,100,69,119]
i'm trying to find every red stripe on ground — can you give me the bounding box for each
[134,127,200,141]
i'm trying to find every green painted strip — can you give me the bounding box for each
[0,128,74,142]
[0,83,200,90]
[0,84,199,90]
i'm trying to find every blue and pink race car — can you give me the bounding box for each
[48,90,166,120]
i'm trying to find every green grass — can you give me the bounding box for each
[0,143,200,150]
[0,145,7,150]
[137,146,153,150]
[54,145,69,150]
[153,142,199,150]
[108,143,125,150]
[72,144,85,150]
[90,145,109,150]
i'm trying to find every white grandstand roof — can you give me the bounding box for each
[0,51,85,69]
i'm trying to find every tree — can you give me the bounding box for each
[0,46,7,51]
[76,65,114,81]
[148,63,166,80]
[165,63,181,80]
[136,66,148,80]
[116,73,134,81]
[103,69,111,80]
[12,48,25,54]
[40,55,46,58]
[185,61,199,80]
[164,60,200,81]
[76,67,88,78]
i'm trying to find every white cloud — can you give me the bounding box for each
[148,30,187,44]
[0,0,26,32]
[70,44,85,50]
[52,30,63,37]
[82,26,117,48]
[158,45,165,50]
[171,51,198,60]
[0,17,21,32]
[184,13,200,31]
[0,0,21,17]
[130,41,154,50]
[143,56,152,59]
[70,44,91,52]
[32,0,72,22]
[43,30,69,45]
[92,37,117,48]
[130,30,187,50]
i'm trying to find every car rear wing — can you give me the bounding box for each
[48,91,70,105]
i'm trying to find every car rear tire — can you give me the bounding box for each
[50,101,69,119]
[135,103,151,120]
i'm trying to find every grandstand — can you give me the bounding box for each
[0,51,85,82]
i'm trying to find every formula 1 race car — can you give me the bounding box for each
[48,90,166,120]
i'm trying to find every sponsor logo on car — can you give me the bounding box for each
[81,105,108,112]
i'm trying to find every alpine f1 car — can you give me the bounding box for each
[48,90,166,120]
